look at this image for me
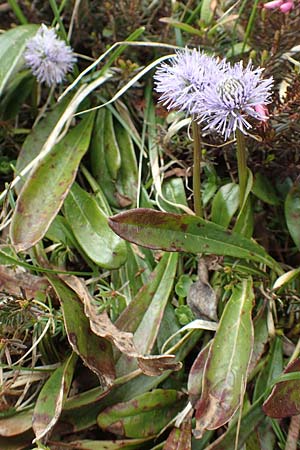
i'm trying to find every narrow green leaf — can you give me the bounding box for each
[159,18,203,37]
[116,252,178,375]
[252,172,280,205]
[285,182,300,250]
[160,178,189,214]
[200,0,214,24]
[233,197,254,237]
[10,113,95,251]
[115,120,138,207]
[97,389,186,438]
[194,278,254,436]
[109,209,282,274]
[211,183,239,228]
[115,252,177,334]
[47,275,115,386]
[104,109,121,180]
[15,93,74,193]
[0,25,38,97]
[253,336,283,401]
[64,183,127,269]
[33,352,77,441]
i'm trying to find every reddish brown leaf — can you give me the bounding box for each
[263,358,300,418]
[0,265,49,298]
[163,412,192,450]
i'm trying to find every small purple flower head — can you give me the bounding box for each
[24,24,76,87]
[193,60,273,140]
[154,48,222,115]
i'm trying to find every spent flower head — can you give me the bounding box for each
[193,60,273,140]
[154,48,223,116]
[24,24,76,87]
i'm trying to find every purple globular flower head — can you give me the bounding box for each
[154,48,222,116]
[24,24,76,87]
[193,60,273,140]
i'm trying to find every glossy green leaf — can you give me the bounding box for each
[233,168,254,237]
[263,358,300,418]
[130,252,178,354]
[0,72,34,120]
[90,109,119,207]
[108,209,282,274]
[112,242,151,302]
[15,93,73,193]
[211,183,239,228]
[47,275,115,387]
[0,24,38,97]
[33,352,77,441]
[160,178,189,214]
[104,109,121,180]
[115,121,138,208]
[285,183,300,250]
[10,113,95,252]
[248,307,269,374]
[64,183,127,269]
[97,389,186,438]
[253,336,283,401]
[194,278,254,436]
[116,252,178,375]
[159,18,203,37]
[233,197,254,237]
[200,0,214,24]
[116,252,177,334]
[252,172,280,205]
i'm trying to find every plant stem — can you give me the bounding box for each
[192,120,203,217]
[7,0,28,24]
[236,128,248,208]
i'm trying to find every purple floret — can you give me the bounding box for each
[193,60,274,140]
[154,48,223,116]
[24,24,76,87]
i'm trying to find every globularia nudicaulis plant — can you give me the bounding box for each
[1,3,300,449]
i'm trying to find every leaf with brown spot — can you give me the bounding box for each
[47,275,115,386]
[194,278,254,438]
[10,112,95,252]
[62,275,181,376]
[97,389,186,438]
[32,352,77,441]
[163,411,192,450]
[0,265,49,298]
[108,209,282,274]
[0,408,33,437]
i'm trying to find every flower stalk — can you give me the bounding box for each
[192,120,203,217]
